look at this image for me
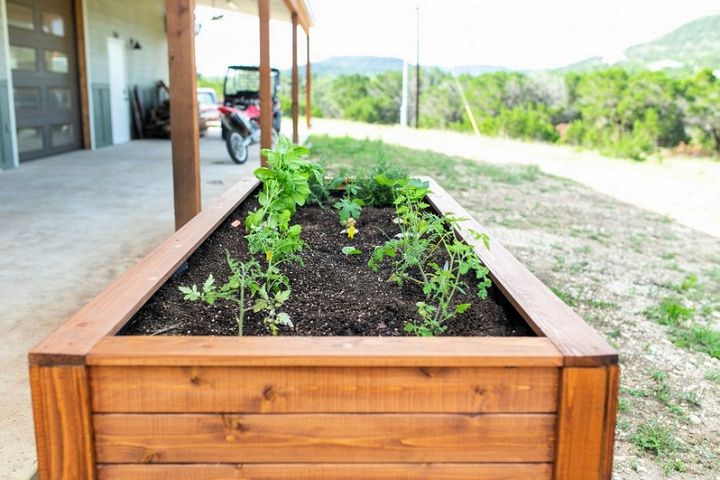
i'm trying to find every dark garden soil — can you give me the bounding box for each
[121,198,533,337]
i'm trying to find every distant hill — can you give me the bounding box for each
[308,56,403,76]
[562,15,720,72]
[451,64,510,75]
[302,56,511,77]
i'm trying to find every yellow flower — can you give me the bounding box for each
[342,218,358,239]
[266,250,273,262]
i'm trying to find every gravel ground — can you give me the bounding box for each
[454,165,720,479]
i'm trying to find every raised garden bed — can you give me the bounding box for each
[30,175,618,480]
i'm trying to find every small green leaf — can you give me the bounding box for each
[253,167,273,180]
[276,311,293,327]
[275,289,291,304]
[374,173,395,187]
[178,285,200,301]
[342,246,362,256]
[202,274,215,292]
[455,303,472,314]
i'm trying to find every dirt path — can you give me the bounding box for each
[312,119,720,239]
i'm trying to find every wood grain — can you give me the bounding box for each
[29,178,259,366]
[422,177,617,367]
[73,0,91,150]
[290,12,299,143]
[90,366,559,413]
[31,365,96,479]
[601,364,620,479]
[97,463,553,480]
[282,0,313,33]
[258,0,272,152]
[87,336,562,367]
[305,33,311,128]
[554,367,609,479]
[167,0,201,229]
[94,413,556,463]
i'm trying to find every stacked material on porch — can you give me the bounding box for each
[144,80,208,139]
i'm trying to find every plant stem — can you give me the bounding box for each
[237,270,247,336]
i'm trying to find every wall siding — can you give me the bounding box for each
[0,0,17,169]
[86,0,167,86]
[86,0,167,146]
[92,83,112,148]
[0,81,13,169]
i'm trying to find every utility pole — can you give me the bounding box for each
[400,60,409,127]
[414,0,420,128]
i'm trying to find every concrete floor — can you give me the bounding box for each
[0,129,259,479]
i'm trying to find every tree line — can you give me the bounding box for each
[280,67,720,160]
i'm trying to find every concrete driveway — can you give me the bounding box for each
[0,129,259,479]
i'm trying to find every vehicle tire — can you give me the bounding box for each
[221,124,228,140]
[226,131,249,164]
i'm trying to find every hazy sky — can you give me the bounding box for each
[195,0,719,76]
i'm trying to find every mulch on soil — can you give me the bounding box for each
[121,197,533,337]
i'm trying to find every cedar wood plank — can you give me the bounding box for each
[30,365,96,479]
[94,413,556,463]
[554,367,611,479]
[167,0,202,229]
[87,336,561,367]
[97,463,553,480]
[602,364,620,479]
[90,365,559,413]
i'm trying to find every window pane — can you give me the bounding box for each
[51,124,74,147]
[10,45,36,71]
[44,50,69,73]
[8,3,34,30]
[17,127,43,153]
[42,12,65,37]
[197,92,216,106]
[14,87,40,109]
[47,88,72,110]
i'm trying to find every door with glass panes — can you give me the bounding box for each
[7,0,81,161]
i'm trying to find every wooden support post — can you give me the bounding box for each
[306,33,311,129]
[291,13,299,143]
[554,366,619,480]
[31,365,96,479]
[258,0,272,160]
[73,0,91,149]
[166,0,201,230]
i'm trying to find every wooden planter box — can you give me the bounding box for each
[30,176,618,480]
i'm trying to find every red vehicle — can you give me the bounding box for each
[219,66,281,164]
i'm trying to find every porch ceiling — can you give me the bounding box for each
[196,0,313,32]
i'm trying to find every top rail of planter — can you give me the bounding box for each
[29,177,262,366]
[421,176,617,367]
[29,174,616,368]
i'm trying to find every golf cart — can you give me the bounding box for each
[219,66,282,163]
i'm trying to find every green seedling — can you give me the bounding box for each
[180,253,261,336]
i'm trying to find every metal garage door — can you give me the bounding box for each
[7,0,81,161]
